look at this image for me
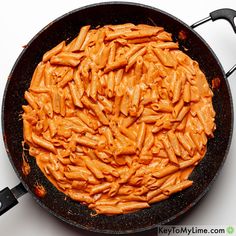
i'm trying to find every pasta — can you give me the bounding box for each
[22,23,215,215]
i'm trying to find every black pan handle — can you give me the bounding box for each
[211,9,236,33]
[0,183,27,216]
[191,8,236,32]
[191,8,236,77]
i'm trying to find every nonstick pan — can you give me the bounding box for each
[0,2,236,234]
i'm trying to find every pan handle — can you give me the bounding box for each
[0,183,27,216]
[191,8,236,77]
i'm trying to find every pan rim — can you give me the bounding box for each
[1,1,234,234]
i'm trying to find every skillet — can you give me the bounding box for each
[0,2,236,234]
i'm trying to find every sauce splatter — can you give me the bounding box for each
[22,141,31,175]
[212,77,221,89]
[34,183,47,198]
[178,30,187,40]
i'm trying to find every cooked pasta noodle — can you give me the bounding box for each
[22,23,215,215]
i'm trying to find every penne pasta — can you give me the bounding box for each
[23,23,215,216]
[94,160,119,177]
[176,106,190,121]
[176,132,194,156]
[68,191,94,204]
[31,133,56,154]
[43,41,65,62]
[70,25,91,52]
[148,193,169,204]
[162,136,179,165]
[30,62,45,88]
[120,94,130,116]
[122,28,161,39]
[95,205,123,215]
[118,202,150,214]
[104,58,128,74]
[75,136,98,149]
[82,156,104,179]
[172,77,182,103]
[90,182,111,195]
[119,195,146,202]
[64,171,88,181]
[151,102,173,113]
[153,48,177,68]
[152,165,179,178]
[179,153,201,169]
[73,69,84,98]
[183,81,191,103]
[107,71,115,98]
[57,67,74,87]
[162,180,193,195]
[129,85,141,116]
[50,52,84,67]
[126,47,147,72]
[167,130,181,156]
[134,56,143,80]
[68,81,83,108]
[24,91,38,110]
[136,122,146,151]
[90,70,98,100]
[173,99,184,118]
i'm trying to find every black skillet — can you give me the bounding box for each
[0,2,236,235]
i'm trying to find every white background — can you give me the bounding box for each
[0,0,236,235]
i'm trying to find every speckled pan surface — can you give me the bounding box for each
[1,2,233,234]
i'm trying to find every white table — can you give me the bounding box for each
[0,0,236,235]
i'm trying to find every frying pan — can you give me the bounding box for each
[0,2,236,234]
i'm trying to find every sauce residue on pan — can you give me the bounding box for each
[22,44,28,49]
[178,30,187,41]
[34,183,47,198]
[22,142,31,176]
[212,77,221,89]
